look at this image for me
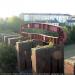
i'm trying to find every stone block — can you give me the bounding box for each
[16,40,43,72]
[64,56,75,75]
[31,45,64,74]
[4,35,19,43]
[8,36,23,46]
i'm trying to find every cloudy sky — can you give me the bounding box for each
[0,0,75,18]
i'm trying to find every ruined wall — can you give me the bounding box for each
[4,35,20,43]
[0,33,10,42]
[0,33,20,42]
[16,40,43,72]
[8,36,27,46]
[64,56,75,75]
[31,44,64,74]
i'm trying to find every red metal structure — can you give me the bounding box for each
[20,23,67,44]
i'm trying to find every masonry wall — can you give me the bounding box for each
[4,35,20,43]
[16,40,43,72]
[64,56,75,75]
[0,34,10,42]
[31,44,64,74]
[8,36,27,46]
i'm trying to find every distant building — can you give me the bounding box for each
[71,16,75,20]
[66,20,75,26]
[35,19,59,26]
[47,19,59,26]
[66,16,75,26]
[20,13,72,23]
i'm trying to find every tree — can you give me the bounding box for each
[0,16,25,33]
[0,18,6,32]
[70,26,75,43]
[62,25,75,45]
[6,16,25,33]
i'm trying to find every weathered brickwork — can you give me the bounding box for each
[16,40,43,72]
[4,35,19,43]
[31,45,64,74]
[8,36,26,46]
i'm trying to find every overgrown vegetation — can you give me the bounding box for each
[0,43,17,73]
[25,28,59,37]
[0,16,75,73]
[60,23,75,45]
[0,17,75,45]
[0,16,25,33]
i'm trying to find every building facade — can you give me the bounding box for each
[20,13,72,23]
[66,16,75,26]
[66,20,75,26]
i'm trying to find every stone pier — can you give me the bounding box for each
[4,35,20,43]
[16,40,43,72]
[31,44,64,74]
[8,36,24,46]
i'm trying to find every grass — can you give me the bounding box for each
[64,44,75,59]
[64,44,75,50]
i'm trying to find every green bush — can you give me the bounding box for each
[24,28,58,37]
[0,43,17,73]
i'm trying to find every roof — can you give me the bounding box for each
[20,13,71,16]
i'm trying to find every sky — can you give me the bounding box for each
[0,0,75,18]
